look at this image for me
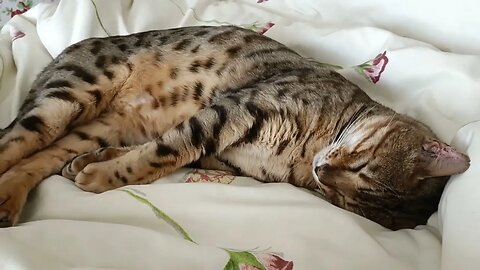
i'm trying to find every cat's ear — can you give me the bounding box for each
[419,139,470,177]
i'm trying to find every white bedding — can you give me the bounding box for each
[0,0,479,269]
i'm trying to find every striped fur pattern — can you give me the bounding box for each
[0,26,470,230]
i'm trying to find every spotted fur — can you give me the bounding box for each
[0,26,470,229]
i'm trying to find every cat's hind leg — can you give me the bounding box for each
[69,100,262,193]
[0,112,130,227]
[0,83,109,175]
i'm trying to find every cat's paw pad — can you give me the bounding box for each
[0,182,28,227]
[74,162,124,193]
[62,147,129,180]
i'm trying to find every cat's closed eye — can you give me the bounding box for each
[348,161,368,172]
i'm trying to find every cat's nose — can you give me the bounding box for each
[315,163,331,176]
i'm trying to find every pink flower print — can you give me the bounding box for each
[11,30,25,41]
[256,22,275,35]
[255,253,294,270]
[356,51,389,84]
[5,0,32,18]
[185,169,235,184]
[245,22,275,35]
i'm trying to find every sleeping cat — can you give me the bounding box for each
[0,26,470,230]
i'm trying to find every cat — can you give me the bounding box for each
[0,25,470,230]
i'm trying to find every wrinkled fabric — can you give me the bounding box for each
[0,1,478,269]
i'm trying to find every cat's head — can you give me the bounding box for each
[312,107,470,230]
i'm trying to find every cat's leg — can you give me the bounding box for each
[71,101,261,192]
[0,87,105,175]
[61,146,136,180]
[0,112,128,227]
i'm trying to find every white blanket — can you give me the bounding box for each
[0,0,479,269]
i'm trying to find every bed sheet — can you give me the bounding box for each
[0,1,479,269]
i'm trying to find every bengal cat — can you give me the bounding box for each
[0,26,470,230]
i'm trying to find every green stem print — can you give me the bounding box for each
[121,189,294,270]
[121,189,196,243]
[90,0,111,37]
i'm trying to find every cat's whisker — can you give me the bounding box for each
[338,104,376,146]
[372,180,400,197]
[385,112,396,129]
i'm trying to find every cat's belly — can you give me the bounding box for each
[206,144,315,188]
[215,143,299,184]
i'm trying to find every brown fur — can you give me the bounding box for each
[0,26,470,230]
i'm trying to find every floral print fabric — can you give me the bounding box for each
[0,0,59,26]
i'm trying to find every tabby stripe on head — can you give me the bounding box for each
[350,128,378,153]
[46,90,76,103]
[371,126,399,156]
[189,117,205,148]
[45,80,72,89]
[20,115,44,133]
[57,65,97,84]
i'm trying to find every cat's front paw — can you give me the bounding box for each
[62,147,130,181]
[0,176,28,227]
[74,162,125,193]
